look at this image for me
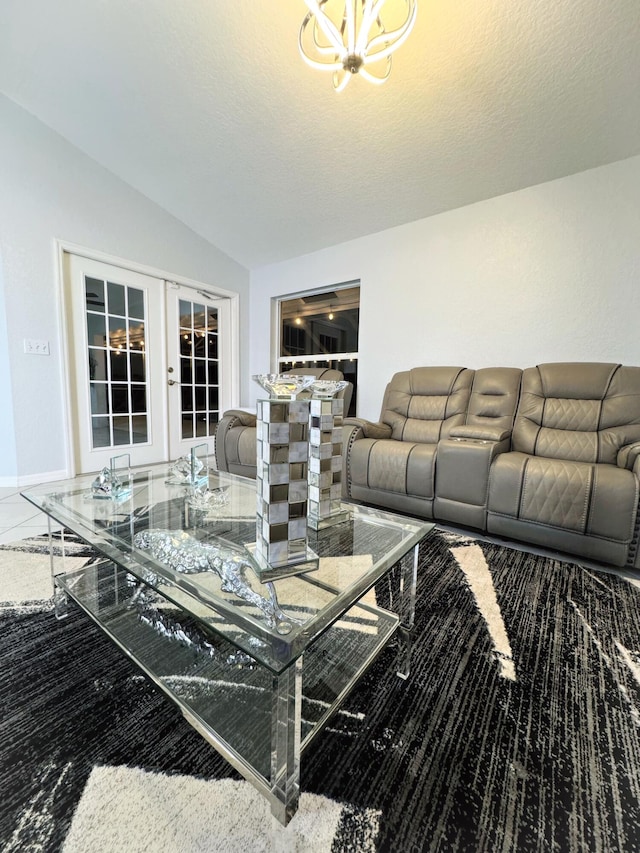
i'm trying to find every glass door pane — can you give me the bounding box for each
[178,298,220,441]
[85,276,150,450]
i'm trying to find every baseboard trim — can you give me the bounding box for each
[0,469,69,489]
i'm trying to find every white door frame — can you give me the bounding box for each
[55,240,240,478]
[65,254,169,472]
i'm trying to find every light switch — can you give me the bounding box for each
[24,339,50,355]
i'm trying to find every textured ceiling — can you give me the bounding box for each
[1,0,639,270]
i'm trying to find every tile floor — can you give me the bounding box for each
[0,486,62,544]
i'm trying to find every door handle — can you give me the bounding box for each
[168,379,179,386]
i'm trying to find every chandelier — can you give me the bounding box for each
[299,0,417,92]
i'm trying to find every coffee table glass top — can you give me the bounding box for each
[23,465,433,671]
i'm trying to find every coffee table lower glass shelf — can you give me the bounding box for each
[55,557,400,825]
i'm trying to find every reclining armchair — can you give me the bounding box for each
[215,367,352,479]
[486,363,640,567]
[343,366,475,518]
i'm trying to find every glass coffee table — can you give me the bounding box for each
[22,464,433,825]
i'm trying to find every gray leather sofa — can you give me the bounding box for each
[344,363,640,569]
[215,367,353,480]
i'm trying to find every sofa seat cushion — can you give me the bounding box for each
[487,451,638,543]
[349,438,436,499]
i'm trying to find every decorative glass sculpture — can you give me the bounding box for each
[251,373,316,399]
[308,379,348,399]
[247,375,319,580]
[166,443,209,486]
[186,484,230,514]
[307,389,349,529]
[90,453,132,502]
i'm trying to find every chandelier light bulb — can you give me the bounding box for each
[299,0,417,91]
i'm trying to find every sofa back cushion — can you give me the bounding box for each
[512,363,640,463]
[466,367,522,432]
[380,367,474,443]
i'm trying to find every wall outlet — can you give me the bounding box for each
[24,338,50,355]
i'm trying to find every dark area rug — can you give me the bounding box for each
[1,529,639,851]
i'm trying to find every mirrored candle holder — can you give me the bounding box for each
[307,384,349,529]
[246,374,319,581]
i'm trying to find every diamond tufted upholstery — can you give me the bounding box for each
[487,363,640,566]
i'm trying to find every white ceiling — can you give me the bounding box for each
[1,1,639,270]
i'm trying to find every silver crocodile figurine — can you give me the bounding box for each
[133,529,296,635]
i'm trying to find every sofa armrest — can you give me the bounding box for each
[341,419,392,499]
[617,442,640,472]
[215,409,257,473]
[449,424,512,443]
[343,418,392,440]
[219,409,257,428]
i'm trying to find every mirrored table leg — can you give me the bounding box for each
[270,657,303,826]
[50,517,69,620]
[395,543,418,680]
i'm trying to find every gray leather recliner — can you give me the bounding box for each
[343,366,475,518]
[215,367,352,479]
[486,363,640,567]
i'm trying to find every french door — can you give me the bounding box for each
[165,282,230,460]
[65,254,232,474]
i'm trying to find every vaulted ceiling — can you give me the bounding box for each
[1,1,639,269]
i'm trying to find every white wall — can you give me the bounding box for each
[250,155,640,421]
[0,252,17,480]
[0,95,250,484]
